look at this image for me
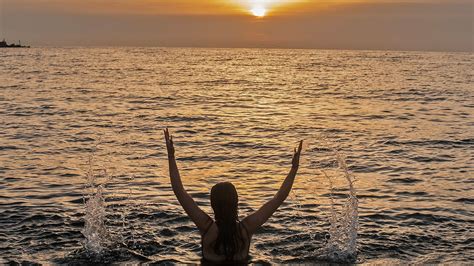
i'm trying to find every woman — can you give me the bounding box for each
[164,128,303,263]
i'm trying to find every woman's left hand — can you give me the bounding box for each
[164,128,175,157]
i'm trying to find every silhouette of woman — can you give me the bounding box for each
[164,128,303,263]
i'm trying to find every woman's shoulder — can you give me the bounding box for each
[202,220,250,240]
[202,218,215,238]
[239,220,250,237]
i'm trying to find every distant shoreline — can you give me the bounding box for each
[0,39,30,48]
[0,46,31,49]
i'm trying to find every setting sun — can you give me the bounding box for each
[251,6,267,17]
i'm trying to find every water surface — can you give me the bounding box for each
[0,48,473,264]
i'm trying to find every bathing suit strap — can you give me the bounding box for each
[201,217,214,257]
[240,221,250,239]
[239,221,251,260]
[202,217,214,237]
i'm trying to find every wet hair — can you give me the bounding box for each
[210,182,244,260]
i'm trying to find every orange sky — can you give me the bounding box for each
[1,0,472,51]
[5,0,462,16]
[2,0,356,15]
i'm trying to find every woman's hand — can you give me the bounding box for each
[163,127,212,234]
[164,128,175,157]
[241,139,304,234]
[291,140,303,169]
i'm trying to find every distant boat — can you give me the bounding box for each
[0,39,30,48]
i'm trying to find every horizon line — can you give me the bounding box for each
[10,44,473,54]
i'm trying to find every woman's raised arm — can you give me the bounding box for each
[242,140,303,235]
[164,128,212,235]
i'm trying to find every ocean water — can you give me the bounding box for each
[0,47,473,264]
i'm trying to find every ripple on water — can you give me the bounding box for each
[387,177,423,184]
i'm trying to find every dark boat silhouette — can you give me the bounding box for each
[0,39,30,48]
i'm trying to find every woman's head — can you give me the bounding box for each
[210,182,242,259]
[211,182,238,222]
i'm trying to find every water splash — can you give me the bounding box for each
[290,138,359,263]
[81,155,113,254]
[78,152,152,263]
[321,151,359,262]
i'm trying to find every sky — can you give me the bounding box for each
[0,0,472,51]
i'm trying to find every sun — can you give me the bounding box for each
[251,6,267,17]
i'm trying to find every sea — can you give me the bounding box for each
[0,47,472,264]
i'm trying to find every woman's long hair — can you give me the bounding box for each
[210,182,244,260]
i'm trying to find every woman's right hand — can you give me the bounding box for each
[292,140,303,169]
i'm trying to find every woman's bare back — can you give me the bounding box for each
[201,221,251,263]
